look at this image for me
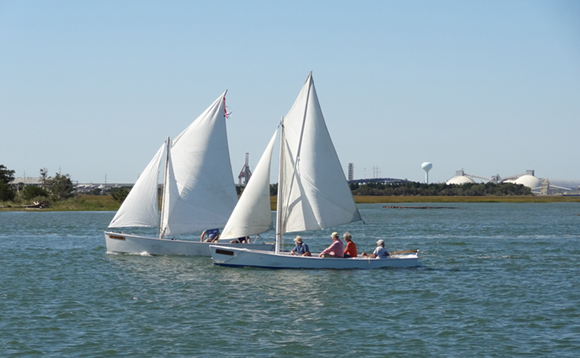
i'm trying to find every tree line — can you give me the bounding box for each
[0,164,76,207]
[1,163,534,209]
[349,181,532,196]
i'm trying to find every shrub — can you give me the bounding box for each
[110,187,130,203]
[22,185,49,200]
[0,182,15,201]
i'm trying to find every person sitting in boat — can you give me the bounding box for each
[318,232,344,258]
[290,236,311,256]
[361,239,390,258]
[230,236,250,244]
[200,229,220,243]
[342,232,357,258]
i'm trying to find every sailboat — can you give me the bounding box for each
[104,92,274,256]
[210,74,421,269]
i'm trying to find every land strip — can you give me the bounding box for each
[2,195,579,212]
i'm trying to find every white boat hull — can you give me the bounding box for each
[105,231,274,257]
[209,245,422,269]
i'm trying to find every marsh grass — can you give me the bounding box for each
[2,195,579,212]
[50,195,120,211]
[0,195,119,211]
[267,195,580,209]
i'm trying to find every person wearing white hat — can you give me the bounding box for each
[361,239,390,258]
[290,236,311,256]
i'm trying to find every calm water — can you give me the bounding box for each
[1,203,579,357]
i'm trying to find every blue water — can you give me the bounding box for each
[1,203,579,357]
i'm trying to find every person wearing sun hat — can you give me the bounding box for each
[318,232,344,258]
[290,236,311,256]
[362,239,390,258]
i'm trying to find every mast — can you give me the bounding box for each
[275,118,284,254]
[159,137,172,239]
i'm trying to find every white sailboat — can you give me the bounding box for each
[210,74,421,269]
[104,92,274,256]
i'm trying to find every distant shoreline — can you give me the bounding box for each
[1,195,579,212]
[352,195,580,203]
[271,195,580,210]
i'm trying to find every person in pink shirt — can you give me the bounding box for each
[318,232,344,257]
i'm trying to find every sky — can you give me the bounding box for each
[1,0,579,184]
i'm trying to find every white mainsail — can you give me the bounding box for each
[107,92,238,237]
[279,73,362,235]
[108,142,166,228]
[220,130,278,241]
[162,91,238,236]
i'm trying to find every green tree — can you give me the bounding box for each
[0,164,15,184]
[44,172,75,200]
[89,188,102,195]
[0,182,15,201]
[110,187,130,203]
[39,168,49,185]
[22,185,49,200]
[0,165,16,201]
[350,181,532,196]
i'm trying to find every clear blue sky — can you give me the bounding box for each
[1,0,579,184]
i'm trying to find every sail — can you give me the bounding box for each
[159,138,179,238]
[279,73,362,234]
[108,142,165,228]
[161,91,238,236]
[220,130,278,240]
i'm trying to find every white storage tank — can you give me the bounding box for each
[514,175,542,189]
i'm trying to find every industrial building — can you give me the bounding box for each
[446,169,580,195]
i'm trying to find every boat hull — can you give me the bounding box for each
[104,231,274,257]
[209,245,422,269]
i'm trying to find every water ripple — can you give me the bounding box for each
[1,204,580,356]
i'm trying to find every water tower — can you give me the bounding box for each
[421,162,433,184]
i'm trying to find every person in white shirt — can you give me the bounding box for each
[361,239,389,258]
